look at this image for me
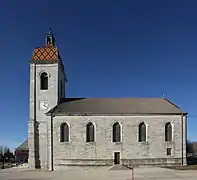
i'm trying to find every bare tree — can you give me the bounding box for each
[0,145,3,154]
[0,145,14,169]
[0,145,5,169]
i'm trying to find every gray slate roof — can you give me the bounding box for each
[46,98,186,115]
[15,139,28,151]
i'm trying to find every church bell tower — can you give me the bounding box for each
[28,29,67,170]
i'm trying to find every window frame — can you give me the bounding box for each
[166,148,172,156]
[112,122,121,143]
[138,122,146,142]
[165,122,172,142]
[60,122,69,142]
[40,72,48,90]
[86,122,95,142]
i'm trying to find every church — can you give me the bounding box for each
[28,29,187,171]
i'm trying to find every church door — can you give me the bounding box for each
[114,152,120,164]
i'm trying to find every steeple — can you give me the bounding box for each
[32,29,59,61]
[45,28,55,46]
[29,29,66,170]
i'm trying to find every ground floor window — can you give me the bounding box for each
[114,152,120,164]
[166,148,172,156]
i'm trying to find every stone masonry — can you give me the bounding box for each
[28,62,65,170]
[52,115,187,170]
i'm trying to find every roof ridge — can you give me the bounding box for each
[15,139,28,150]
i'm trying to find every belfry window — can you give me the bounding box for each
[47,37,50,45]
[45,28,55,46]
[40,72,48,90]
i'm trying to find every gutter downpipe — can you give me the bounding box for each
[181,113,184,166]
[34,60,37,169]
[50,113,54,171]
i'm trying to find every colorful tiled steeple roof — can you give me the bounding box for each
[32,28,60,61]
[32,46,59,61]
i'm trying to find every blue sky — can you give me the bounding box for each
[0,0,197,150]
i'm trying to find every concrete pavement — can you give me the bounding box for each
[0,166,197,180]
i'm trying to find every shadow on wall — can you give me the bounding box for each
[35,121,41,169]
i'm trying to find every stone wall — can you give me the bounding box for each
[52,115,187,170]
[122,158,186,167]
[28,62,65,170]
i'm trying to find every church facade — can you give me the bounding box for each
[28,30,187,171]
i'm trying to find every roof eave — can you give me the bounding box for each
[29,60,59,64]
[47,112,187,116]
[15,148,29,151]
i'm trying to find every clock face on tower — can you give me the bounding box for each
[40,101,49,110]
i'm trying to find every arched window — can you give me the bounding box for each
[60,123,69,142]
[86,122,95,142]
[40,72,48,90]
[47,36,52,45]
[165,122,172,141]
[139,122,146,142]
[113,122,121,142]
